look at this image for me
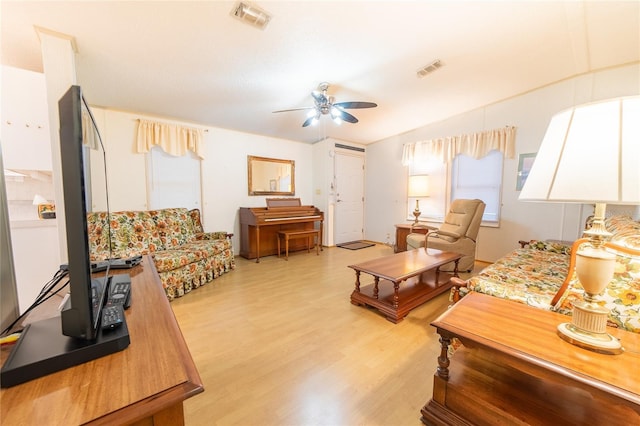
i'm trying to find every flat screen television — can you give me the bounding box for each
[0,85,129,388]
[59,85,105,340]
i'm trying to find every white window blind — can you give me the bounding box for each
[450,150,503,224]
[146,146,201,210]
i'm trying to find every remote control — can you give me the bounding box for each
[101,304,125,330]
[106,276,132,309]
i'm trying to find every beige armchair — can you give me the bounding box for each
[406,199,485,272]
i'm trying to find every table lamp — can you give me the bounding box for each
[33,194,56,219]
[408,175,429,225]
[519,95,640,354]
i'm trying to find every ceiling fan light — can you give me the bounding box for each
[333,117,342,125]
[306,109,316,118]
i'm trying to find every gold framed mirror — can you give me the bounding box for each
[248,156,295,196]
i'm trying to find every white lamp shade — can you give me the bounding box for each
[519,96,640,204]
[32,194,48,205]
[408,175,429,197]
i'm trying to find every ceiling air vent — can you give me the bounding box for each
[231,2,272,30]
[417,59,443,78]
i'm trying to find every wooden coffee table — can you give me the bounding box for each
[348,248,462,323]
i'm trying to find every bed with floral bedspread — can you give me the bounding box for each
[452,215,640,334]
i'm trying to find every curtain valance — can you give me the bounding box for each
[135,119,204,159]
[401,126,516,165]
[82,111,99,150]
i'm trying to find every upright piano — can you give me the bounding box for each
[239,198,324,262]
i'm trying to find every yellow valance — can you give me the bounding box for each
[402,126,516,165]
[82,111,99,150]
[135,119,204,159]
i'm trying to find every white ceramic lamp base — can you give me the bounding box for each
[557,301,623,355]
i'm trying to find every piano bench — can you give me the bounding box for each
[277,230,320,261]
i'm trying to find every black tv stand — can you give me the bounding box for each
[1,315,130,388]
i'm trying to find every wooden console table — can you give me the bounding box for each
[421,292,640,425]
[0,256,203,425]
[349,249,461,323]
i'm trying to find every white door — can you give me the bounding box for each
[334,152,365,244]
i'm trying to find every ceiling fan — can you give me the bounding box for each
[273,82,377,127]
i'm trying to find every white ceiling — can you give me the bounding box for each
[2,1,639,145]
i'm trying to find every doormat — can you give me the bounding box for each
[336,241,375,250]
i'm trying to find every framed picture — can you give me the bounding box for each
[516,153,536,191]
[269,179,277,191]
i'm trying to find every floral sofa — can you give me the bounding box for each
[87,207,235,301]
[452,215,640,334]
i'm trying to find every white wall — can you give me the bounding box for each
[87,108,314,253]
[201,125,313,250]
[1,65,60,314]
[365,63,640,262]
[1,66,52,171]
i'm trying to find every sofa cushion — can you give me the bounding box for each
[179,239,233,258]
[87,212,111,261]
[189,208,204,233]
[87,210,161,260]
[111,211,162,257]
[527,239,572,255]
[467,248,569,310]
[150,208,195,250]
[152,248,204,273]
[607,215,640,249]
[151,240,233,275]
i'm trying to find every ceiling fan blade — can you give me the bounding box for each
[333,101,377,109]
[335,109,359,124]
[302,116,316,127]
[273,107,314,113]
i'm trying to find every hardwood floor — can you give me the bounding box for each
[170,243,486,426]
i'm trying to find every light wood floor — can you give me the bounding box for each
[170,244,487,426]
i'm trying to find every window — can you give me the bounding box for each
[450,151,502,224]
[408,150,503,225]
[146,146,201,210]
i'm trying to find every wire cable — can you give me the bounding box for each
[0,268,70,337]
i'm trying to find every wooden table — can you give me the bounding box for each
[349,248,461,323]
[421,292,640,425]
[0,256,203,425]
[394,223,433,252]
